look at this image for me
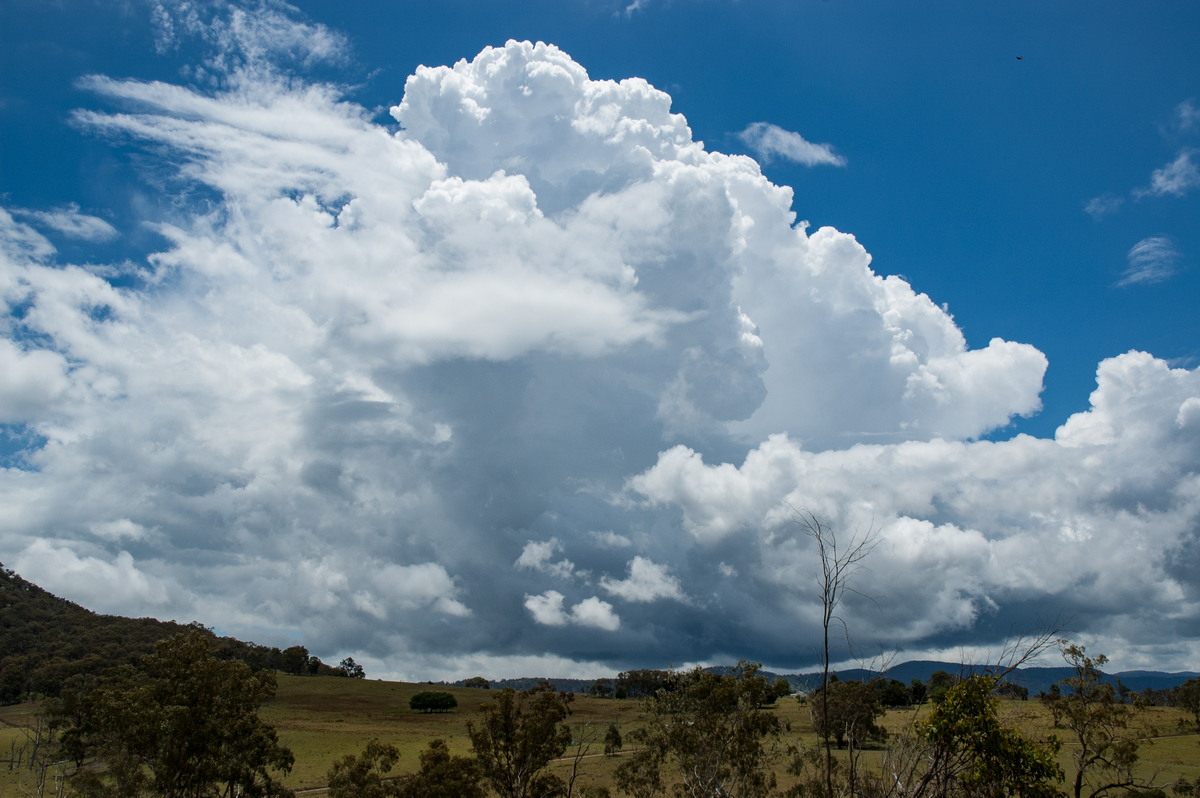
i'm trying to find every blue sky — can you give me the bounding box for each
[2,0,1198,678]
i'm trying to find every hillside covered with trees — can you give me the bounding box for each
[0,563,347,705]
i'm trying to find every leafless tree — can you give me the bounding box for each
[563,721,607,798]
[793,509,879,798]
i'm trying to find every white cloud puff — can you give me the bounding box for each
[13,540,171,613]
[600,556,686,602]
[738,122,847,167]
[1083,193,1124,220]
[629,351,1200,663]
[0,208,57,262]
[0,338,71,424]
[89,519,150,542]
[1174,100,1200,133]
[570,597,621,631]
[516,539,577,580]
[1137,149,1200,198]
[525,591,620,631]
[525,590,570,626]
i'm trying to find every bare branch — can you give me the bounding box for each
[990,620,1069,677]
[791,507,879,798]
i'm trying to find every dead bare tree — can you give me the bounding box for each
[563,721,602,798]
[793,509,879,798]
[990,624,1067,677]
[8,715,68,798]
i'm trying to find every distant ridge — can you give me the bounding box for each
[448,662,1199,697]
[772,661,1199,696]
[444,677,599,693]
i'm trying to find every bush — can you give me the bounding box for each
[410,691,458,713]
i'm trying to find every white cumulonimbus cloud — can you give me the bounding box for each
[627,349,1200,658]
[1,1,1197,678]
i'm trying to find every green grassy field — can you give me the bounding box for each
[863,695,1200,796]
[3,676,1197,795]
[261,676,647,790]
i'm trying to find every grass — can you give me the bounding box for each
[851,697,1200,794]
[3,678,1197,795]
[1,700,47,797]
[264,676,644,790]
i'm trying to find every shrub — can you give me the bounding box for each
[410,691,458,713]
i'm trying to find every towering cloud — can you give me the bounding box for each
[2,12,1196,677]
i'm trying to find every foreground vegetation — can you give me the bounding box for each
[4,559,1198,796]
[2,633,1197,797]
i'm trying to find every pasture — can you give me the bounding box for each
[3,675,1197,795]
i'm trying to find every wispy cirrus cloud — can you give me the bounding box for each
[1083,193,1124,220]
[738,122,847,167]
[1172,99,1199,134]
[150,0,348,70]
[11,204,118,242]
[1117,235,1183,286]
[1136,148,1200,199]
[1086,100,1200,216]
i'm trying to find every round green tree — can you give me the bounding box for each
[410,690,459,713]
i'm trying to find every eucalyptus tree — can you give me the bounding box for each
[48,628,293,797]
[1177,677,1200,731]
[866,673,1065,798]
[614,662,783,798]
[1059,644,1150,798]
[468,682,575,798]
[327,738,485,798]
[808,679,887,751]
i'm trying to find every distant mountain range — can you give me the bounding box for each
[772,661,1199,696]
[454,661,1198,696]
